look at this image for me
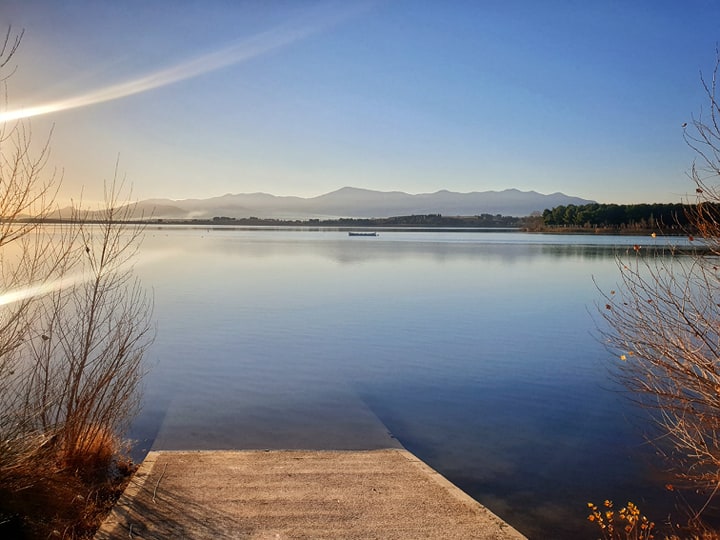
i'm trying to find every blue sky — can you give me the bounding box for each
[2,0,719,205]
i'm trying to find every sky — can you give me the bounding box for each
[2,0,720,206]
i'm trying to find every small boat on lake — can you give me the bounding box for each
[348,232,378,237]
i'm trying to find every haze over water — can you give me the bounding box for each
[127,227,687,539]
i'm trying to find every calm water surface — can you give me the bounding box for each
[129,228,688,538]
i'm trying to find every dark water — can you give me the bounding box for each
[128,228,688,538]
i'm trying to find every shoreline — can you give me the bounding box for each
[18,216,694,236]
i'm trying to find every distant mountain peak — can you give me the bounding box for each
[110,187,595,220]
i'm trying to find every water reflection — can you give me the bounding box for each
[130,228,686,539]
[141,227,688,265]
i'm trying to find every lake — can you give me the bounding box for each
[128,227,687,538]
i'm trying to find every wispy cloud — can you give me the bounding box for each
[0,4,367,123]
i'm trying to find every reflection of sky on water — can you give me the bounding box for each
[131,228,686,539]
[139,227,688,274]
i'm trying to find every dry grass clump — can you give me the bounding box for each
[0,429,136,539]
[58,424,121,474]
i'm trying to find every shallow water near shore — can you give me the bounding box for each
[128,227,691,538]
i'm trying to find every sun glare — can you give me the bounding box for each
[0,273,86,307]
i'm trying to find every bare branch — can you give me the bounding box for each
[603,50,720,518]
[0,28,153,490]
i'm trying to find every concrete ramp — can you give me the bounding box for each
[96,449,525,539]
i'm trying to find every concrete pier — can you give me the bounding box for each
[96,449,526,539]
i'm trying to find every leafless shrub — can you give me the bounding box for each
[0,28,153,484]
[0,27,79,476]
[600,51,720,519]
[29,177,153,471]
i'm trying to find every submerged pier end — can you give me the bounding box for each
[95,448,525,539]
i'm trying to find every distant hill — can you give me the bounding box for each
[52,187,595,220]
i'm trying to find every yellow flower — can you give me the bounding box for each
[620,354,627,361]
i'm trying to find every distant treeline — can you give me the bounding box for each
[200,213,527,228]
[541,203,694,230]
[311,213,526,227]
[30,213,526,228]
[32,204,704,233]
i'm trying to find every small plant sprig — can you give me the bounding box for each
[587,500,655,540]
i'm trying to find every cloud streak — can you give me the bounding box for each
[0,5,363,123]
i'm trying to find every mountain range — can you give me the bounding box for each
[63,187,595,220]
